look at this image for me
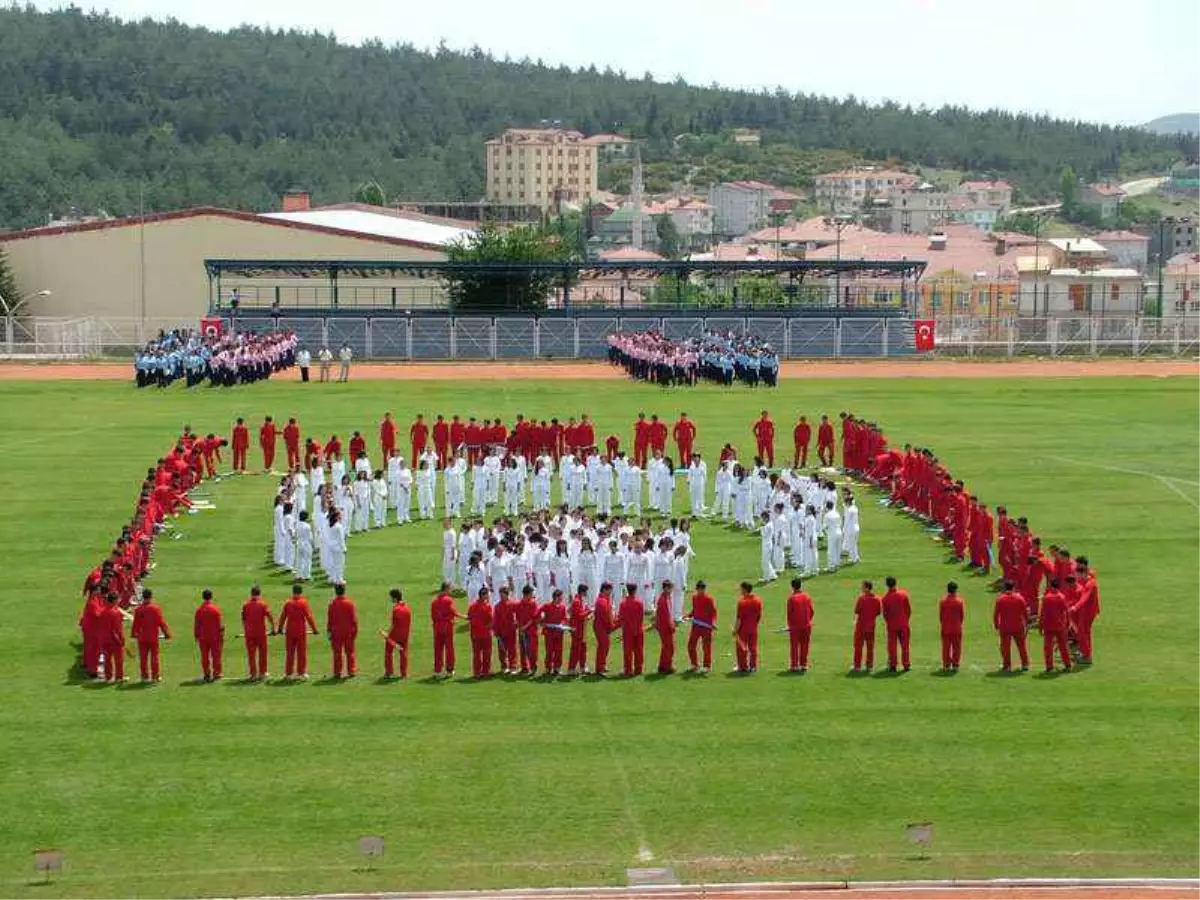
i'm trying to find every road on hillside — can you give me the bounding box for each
[1120,176,1169,196]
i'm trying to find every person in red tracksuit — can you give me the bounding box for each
[465,588,493,678]
[492,586,518,674]
[131,588,170,682]
[685,581,717,672]
[1039,580,1072,673]
[672,414,696,465]
[385,588,412,679]
[193,589,224,682]
[430,583,463,677]
[449,415,466,458]
[432,415,450,468]
[348,431,366,461]
[278,584,319,679]
[993,580,1030,671]
[654,582,676,674]
[567,587,591,675]
[516,586,541,675]
[880,576,911,672]
[592,582,617,675]
[241,585,275,680]
[380,412,397,461]
[410,414,430,468]
[816,415,835,467]
[733,581,763,673]
[939,581,965,672]
[1070,557,1100,666]
[785,578,813,672]
[100,593,127,682]
[80,590,106,678]
[618,584,645,676]
[259,416,280,472]
[852,581,880,671]
[647,415,667,458]
[792,416,812,469]
[540,589,568,675]
[282,418,301,470]
[633,413,650,468]
[326,583,358,678]
[231,417,250,472]
[752,410,775,467]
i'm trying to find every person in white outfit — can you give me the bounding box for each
[371,470,388,528]
[294,510,313,580]
[484,451,502,505]
[595,457,614,515]
[531,460,552,511]
[823,501,843,573]
[272,496,288,567]
[670,545,691,621]
[386,451,402,509]
[395,460,413,524]
[788,496,806,569]
[659,458,676,515]
[350,472,370,533]
[687,454,708,517]
[471,460,488,514]
[770,504,787,574]
[465,553,486,604]
[842,495,860,563]
[281,502,297,571]
[600,539,627,588]
[457,524,474,588]
[442,520,458,587]
[416,461,435,519]
[622,463,643,516]
[444,455,467,518]
[758,511,778,582]
[309,460,325,504]
[715,461,734,521]
[803,504,820,576]
[733,468,753,528]
[293,469,309,516]
[326,509,347,584]
[487,545,514,596]
[502,459,523,516]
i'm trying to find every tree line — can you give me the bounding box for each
[0,5,1194,230]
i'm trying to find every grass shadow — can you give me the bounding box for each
[984,668,1026,678]
[871,668,906,679]
[225,677,268,687]
[929,668,958,678]
[177,678,212,687]
[116,680,155,691]
[265,677,308,687]
[776,669,806,677]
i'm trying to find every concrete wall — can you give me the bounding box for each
[2,214,445,321]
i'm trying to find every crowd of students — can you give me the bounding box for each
[76,409,1101,684]
[134,329,298,388]
[607,328,780,387]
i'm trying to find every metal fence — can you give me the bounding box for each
[1,314,1197,360]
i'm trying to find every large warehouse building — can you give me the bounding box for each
[0,196,472,322]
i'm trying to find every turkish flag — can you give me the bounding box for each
[913,319,936,352]
[200,317,224,340]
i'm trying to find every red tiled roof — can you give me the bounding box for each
[1088,183,1126,196]
[0,206,448,250]
[805,226,1024,280]
[959,179,1012,191]
[1093,229,1150,243]
[597,247,666,262]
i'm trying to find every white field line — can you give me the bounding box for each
[594,695,653,863]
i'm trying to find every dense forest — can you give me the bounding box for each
[0,5,1194,230]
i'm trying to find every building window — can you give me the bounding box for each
[1110,284,1120,305]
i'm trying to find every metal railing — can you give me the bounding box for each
[1,314,1196,361]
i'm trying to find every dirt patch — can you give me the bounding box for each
[0,359,1194,381]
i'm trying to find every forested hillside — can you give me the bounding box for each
[0,5,1193,229]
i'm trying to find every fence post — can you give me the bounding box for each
[1049,318,1059,357]
[573,318,580,359]
[1006,321,1015,358]
[489,319,497,360]
[833,319,842,358]
[967,320,975,358]
[1089,318,1098,357]
[450,319,458,360]
[365,319,374,359]
[1132,319,1140,358]
[532,319,541,359]
[881,318,889,357]
[405,320,413,360]
[784,318,792,358]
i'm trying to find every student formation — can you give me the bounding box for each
[78,411,1100,685]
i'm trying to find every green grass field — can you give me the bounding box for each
[1,374,1197,898]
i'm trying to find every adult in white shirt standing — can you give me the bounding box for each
[823,501,843,573]
[842,495,861,563]
[686,454,708,517]
[337,343,353,382]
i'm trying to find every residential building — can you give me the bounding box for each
[1163,252,1200,320]
[1145,214,1199,260]
[708,181,799,238]
[1017,267,1144,316]
[876,184,953,234]
[1078,183,1126,220]
[662,198,713,251]
[1093,230,1150,272]
[730,128,761,147]
[950,179,1012,232]
[583,133,634,159]
[485,128,598,212]
[813,168,919,215]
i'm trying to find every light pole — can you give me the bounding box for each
[824,215,853,307]
[0,289,52,356]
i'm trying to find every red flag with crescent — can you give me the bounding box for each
[200,317,224,340]
[913,319,935,352]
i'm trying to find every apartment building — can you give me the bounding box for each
[485,128,599,212]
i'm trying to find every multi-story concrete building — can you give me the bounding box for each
[485,128,598,212]
[814,168,919,215]
[1094,230,1150,272]
[877,184,952,234]
[1078,183,1126,220]
[707,181,800,238]
[950,179,1012,231]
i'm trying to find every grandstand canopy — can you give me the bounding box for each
[205,258,927,280]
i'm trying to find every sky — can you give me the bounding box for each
[31,0,1200,126]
